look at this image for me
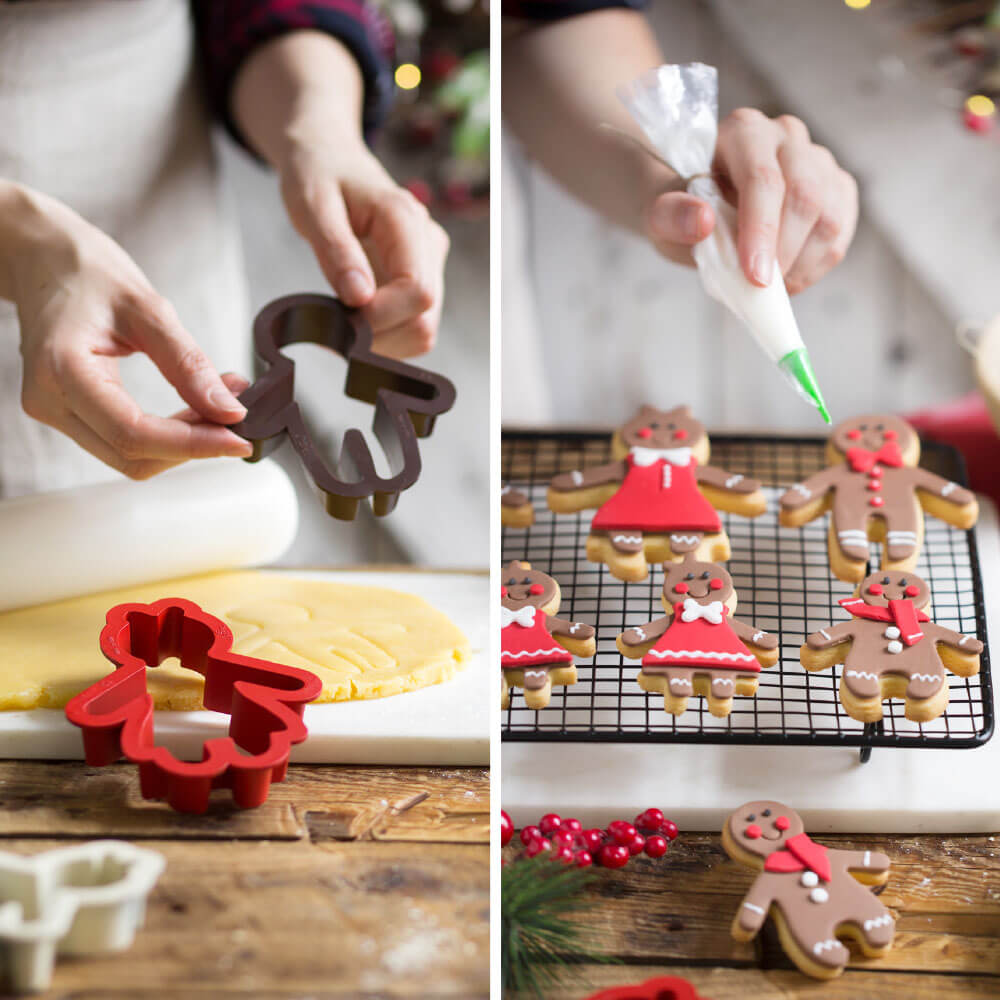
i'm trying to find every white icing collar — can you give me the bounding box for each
[630,445,692,467]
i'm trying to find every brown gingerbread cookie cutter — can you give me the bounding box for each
[232,294,456,520]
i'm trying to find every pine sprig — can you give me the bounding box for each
[501,856,615,998]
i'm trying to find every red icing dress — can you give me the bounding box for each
[501,606,573,669]
[641,602,760,672]
[591,450,721,534]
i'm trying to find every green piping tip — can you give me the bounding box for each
[779,348,831,424]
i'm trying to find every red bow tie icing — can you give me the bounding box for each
[65,598,322,814]
[846,443,903,473]
[764,833,832,882]
[839,597,929,646]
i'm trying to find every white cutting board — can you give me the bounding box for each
[0,570,488,766]
[503,504,1000,833]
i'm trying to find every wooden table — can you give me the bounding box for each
[507,831,1000,999]
[0,761,489,998]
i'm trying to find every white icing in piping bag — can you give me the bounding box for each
[619,63,831,423]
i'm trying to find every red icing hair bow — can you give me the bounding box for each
[764,833,832,882]
[839,597,929,646]
[846,443,903,472]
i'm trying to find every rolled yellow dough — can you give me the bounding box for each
[0,571,471,710]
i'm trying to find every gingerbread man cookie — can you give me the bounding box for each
[616,556,778,717]
[801,569,982,723]
[501,485,534,528]
[780,414,978,583]
[723,800,894,980]
[548,405,766,581]
[500,561,595,709]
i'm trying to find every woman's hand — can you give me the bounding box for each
[1,183,251,479]
[645,110,858,294]
[277,139,449,359]
[232,31,449,360]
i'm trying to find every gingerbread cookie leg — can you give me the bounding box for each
[637,667,694,716]
[521,668,554,710]
[704,670,760,718]
[643,531,731,568]
[882,497,923,568]
[830,505,870,583]
[587,531,648,582]
[839,667,892,723]
[501,672,510,710]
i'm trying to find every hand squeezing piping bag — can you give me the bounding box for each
[619,63,831,424]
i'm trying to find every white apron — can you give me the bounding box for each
[0,0,250,495]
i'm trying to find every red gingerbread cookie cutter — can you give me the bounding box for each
[583,975,707,999]
[232,293,457,520]
[65,599,323,814]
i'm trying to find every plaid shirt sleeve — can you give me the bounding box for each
[192,1,395,148]
[502,0,647,19]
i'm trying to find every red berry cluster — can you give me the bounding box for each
[500,808,678,868]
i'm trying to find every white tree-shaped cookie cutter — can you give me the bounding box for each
[0,840,164,993]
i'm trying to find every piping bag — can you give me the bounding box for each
[619,63,831,423]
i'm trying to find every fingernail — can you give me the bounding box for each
[750,252,773,286]
[340,268,374,304]
[209,386,246,416]
[650,200,701,243]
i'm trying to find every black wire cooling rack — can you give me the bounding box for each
[501,430,993,759]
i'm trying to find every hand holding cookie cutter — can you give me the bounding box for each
[0,840,163,994]
[65,599,323,814]
[232,293,457,520]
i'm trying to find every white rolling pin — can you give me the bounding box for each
[0,459,297,611]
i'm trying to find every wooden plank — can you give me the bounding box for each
[503,832,1000,976]
[535,965,1000,999]
[17,839,489,998]
[0,762,488,842]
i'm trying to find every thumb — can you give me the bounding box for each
[646,192,714,258]
[298,184,377,308]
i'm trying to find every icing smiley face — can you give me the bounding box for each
[662,557,733,603]
[619,405,706,451]
[859,570,930,609]
[727,800,805,859]
[828,414,917,462]
[501,561,558,610]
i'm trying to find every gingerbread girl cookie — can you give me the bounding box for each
[801,569,982,723]
[780,414,978,583]
[548,405,766,581]
[501,561,596,709]
[501,485,534,528]
[616,556,778,717]
[723,800,895,980]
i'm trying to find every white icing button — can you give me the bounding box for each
[887,640,903,654]
[800,871,819,888]
[809,887,830,904]
[884,626,901,639]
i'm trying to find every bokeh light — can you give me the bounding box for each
[965,94,996,118]
[395,63,422,91]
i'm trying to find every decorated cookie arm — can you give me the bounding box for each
[729,619,779,652]
[924,621,984,656]
[805,621,857,651]
[735,877,775,937]
[909,467,976,509]
[548,616,596,642]
[779,467,840,511]
[620,616,671,650]
[550,460,627,493]
[695,465,762,496]
[838,848,891,877]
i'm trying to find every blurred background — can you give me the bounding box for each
[226,0,489,568]
[503,0,999,435]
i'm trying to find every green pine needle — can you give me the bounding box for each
[501,857,616,998]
